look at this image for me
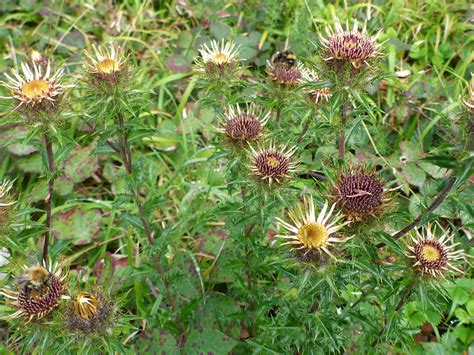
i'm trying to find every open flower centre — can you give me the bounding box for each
[97,58,120,74]
[212,53,229,65]
[298,223,328,249]
[421,245,441,262]
[266,156,281,168]
[21,79,49,99]
[74,292,100,319]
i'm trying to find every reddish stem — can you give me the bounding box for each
[43,133,55,262]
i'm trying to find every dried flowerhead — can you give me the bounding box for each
[219,103,270,142]
[333,167,392,221]
[1,260,67,321]
[407,225,467,277]
[1,61,66,120]
[65,290,114,335]
[84,44,128,90]
[276,197,352,260]
[249,142,298,184]
[195,39,240,78]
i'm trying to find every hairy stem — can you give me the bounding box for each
[43,133,55,262]
[376,177,456,248]
[116,113,154,245]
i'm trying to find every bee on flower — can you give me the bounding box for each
[406,224,467,277]
[194,39,241,78]
[248,141,298,184]
[0,260,68,321]
[267,50,305,86]
[219,103,270,143]
[276,197,352,261]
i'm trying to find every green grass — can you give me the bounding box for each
[0,0,473,354]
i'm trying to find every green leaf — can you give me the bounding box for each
[0,126,38,156]
[400,141,422,161]
[425,309,442,326]
[402,164,426,187]
[466,300,474,317]
[185,329,237,354]
[408,311,426,327]
[450,287,469,305]
[134,329,177,353]
[52,208,102,245]
[418,162,449,179]
[210,22,231,40]
[64,145,99,183]
[453,325,472,344]
[454,308,471,324]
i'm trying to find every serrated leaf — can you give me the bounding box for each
[425,309,442,325]
[408,311,426,327]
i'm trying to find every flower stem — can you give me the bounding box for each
[241,186,256,337]
[43,133,55,262]
[338,102,349,159]
[297,111,313,144]
[376,176,457,248]
[116,113,154,245]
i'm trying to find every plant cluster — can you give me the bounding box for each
[0,1,472,354]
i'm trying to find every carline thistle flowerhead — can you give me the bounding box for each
[333,167,392,221]
[195,39,240,77]
[219,103,270,142]
[84,44,127,88]
[0,260,68,321]
[1,60,66,117]
[301,68,332,104]
[320,18,382,68]
[249,142,298,184]
[407,225,467,277]
[66,290,114,335]
[276,197,352,260]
